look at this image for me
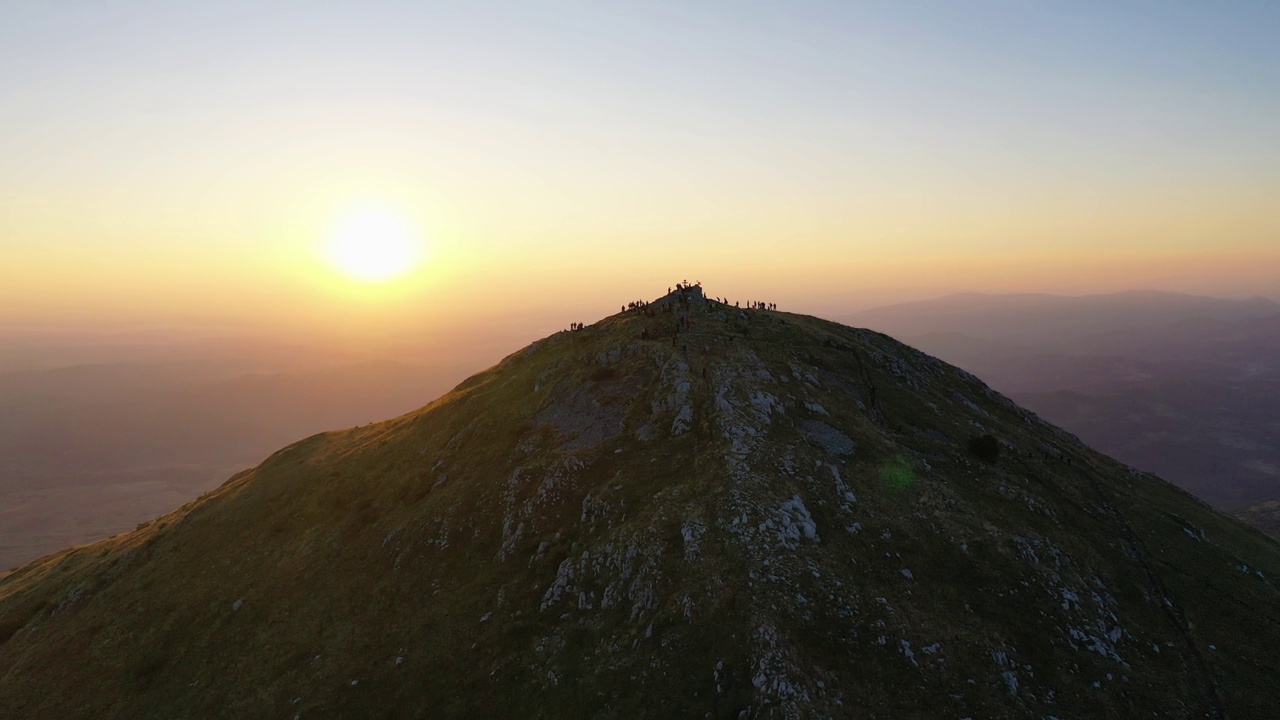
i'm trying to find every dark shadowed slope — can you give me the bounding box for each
[2,289,1279,719]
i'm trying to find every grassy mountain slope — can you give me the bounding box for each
[2,291,1279,719]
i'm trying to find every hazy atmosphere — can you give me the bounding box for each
[3,4,1280,717]
[4,2,1278,339]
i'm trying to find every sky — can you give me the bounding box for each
[2,1,1278,341]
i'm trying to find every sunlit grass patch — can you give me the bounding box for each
[880,455,916,491]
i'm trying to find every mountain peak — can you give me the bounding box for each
[3,290,1279,718]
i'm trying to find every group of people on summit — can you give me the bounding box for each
[707,298,776,311]
[582,283,781,337]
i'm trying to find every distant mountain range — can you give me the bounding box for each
[846,291,1280,513]
[847,291,1278,352]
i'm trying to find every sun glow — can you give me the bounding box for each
[324,205,424,282]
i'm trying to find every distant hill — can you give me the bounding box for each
[846,291,1280,509]
[845,291,1278,351]
[2,288,1278,718]
[1235,499,1280,539]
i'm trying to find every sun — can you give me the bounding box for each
[324,205,424,282]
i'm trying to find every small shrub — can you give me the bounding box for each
[968,434,1000,462]
[590,366,619,382]
[129,651,167,686]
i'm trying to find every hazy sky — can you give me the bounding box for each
[3,1,1278,337]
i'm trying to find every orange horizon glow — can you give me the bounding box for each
[2,4,1278,342]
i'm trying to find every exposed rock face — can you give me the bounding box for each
[2,291,1279,719]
